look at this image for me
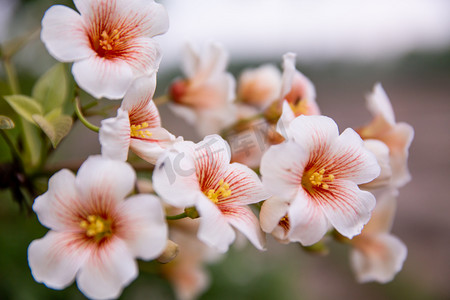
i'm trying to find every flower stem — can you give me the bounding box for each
[165,212,188,220]
[74,97,100,133]
[3,58,20,94]
[0,129,22,165]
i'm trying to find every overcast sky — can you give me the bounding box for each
[158,0,450,70]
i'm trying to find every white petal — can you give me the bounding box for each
[28,231,90,290]
[280,52,297,98]
[74,0,168,38]
[196,197,235,253]
[362,188,398,234]
[289,115,339,153]
[118,194,168,260]
[384,122,414,187]
[76,156,136,204]
[72,56,134,100]
[99,109,131,162]
[41,5,92,62]
[32,169,80,231]
[225,205,266,250]
[351,233,407,283]
[194,135,231,177]
[320,180,376,239]
[260,141,306,200]
[366,83,396,124]
[259,197,290,234]
[121,75,157,117]
[276,101,295,139]
[288,190,330,246]
[121,37,162,76]
[221,162,269,206]
[77,238,138,300]
[332,128,381,184]
[130,127,180,164]
[361,139,392,188]
[153,142,200,207]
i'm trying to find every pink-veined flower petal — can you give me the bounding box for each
[289,115,339,152]
[196,197,236,253]
[72,56,134,99]
[224,205,266,250]
[41,5,92,62]
[76,238,138,300]
[351,233,407,283]
[32,169,80,231]
[330,128,381,184]
[121,75,159,126]
[28,231,90,290]
[259,197,290,235]
[153,142,200,208]
[118,194,167,260]
[288,190,330,246]
[319,180,376,239]
[260,141,305,200]
[130,127,180,164]
[99,109,131,161]
[76,156,136,205]
[220,162,269,206]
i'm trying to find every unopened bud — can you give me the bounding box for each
[157,240,179,264]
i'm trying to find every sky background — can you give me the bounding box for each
[158,0,450,70]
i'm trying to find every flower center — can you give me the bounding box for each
[80,215,112,240]
[99,29,120,51]
[130,122,153,139]
[289,99,309,116]
[205,179,231,204]
[279,214,290,232]
[302,168,335,192]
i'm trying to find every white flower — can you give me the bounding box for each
[350,188,407,283]
[261,115,380,246]
[41,0,169,99]
[237,64,282,109]
[279,53,319,116]
[168,42,237,136]
[153,135,268,252]
[357,83,414,187]
[28,156,168,299]
[100,75,181,164]
[264,53,319,122]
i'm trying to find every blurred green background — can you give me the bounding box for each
[1,0,449,299]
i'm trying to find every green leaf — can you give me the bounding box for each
[21,118,42,167]
[0,115,15,129]
[3,95,43,124]
[32,111,73,148]
[32,63,68,113]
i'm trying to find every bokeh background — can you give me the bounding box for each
[1,0,449,299]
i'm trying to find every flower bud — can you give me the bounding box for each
[157,240,179,264]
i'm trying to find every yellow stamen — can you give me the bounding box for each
[130,122,153,138]
[99,29,120,51]
[308,168,334,190]
[205,179,231,204]
[80,215,112,240]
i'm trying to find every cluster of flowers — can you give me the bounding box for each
[27,0,414,299]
